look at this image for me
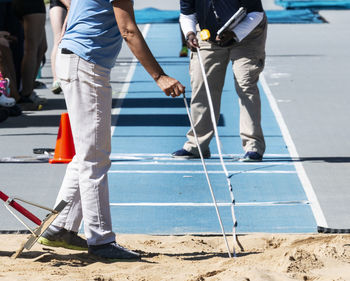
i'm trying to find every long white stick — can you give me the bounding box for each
[196,47,241,256]
[183,94,232,258]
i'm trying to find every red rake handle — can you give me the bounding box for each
[0,191,42,226]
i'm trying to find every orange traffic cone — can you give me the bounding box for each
[49,112,76,164]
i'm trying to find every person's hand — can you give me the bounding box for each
[0,32,10,47]
[186,32,199,52]
[216,30,235,45]
[0,31,16,47]
[155,75,185,98]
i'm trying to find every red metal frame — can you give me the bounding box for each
[0,191,42,226]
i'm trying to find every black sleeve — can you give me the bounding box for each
[241,0,264,13]
[180,0,196,15]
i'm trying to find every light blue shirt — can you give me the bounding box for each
[60,0,123,69]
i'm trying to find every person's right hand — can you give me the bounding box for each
[155,75,185,98]
[0,31,17,47]
[186,32,199,52]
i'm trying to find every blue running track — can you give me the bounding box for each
[109,24,318,234]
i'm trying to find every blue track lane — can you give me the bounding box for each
[109,24,317,234]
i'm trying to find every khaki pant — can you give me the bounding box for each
[52,50,115,246]
[183,16,268,157]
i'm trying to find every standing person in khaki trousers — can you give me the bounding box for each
[173,0,267,162]
[37,0,185,260]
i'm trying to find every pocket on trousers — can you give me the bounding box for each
[56,52,79,82]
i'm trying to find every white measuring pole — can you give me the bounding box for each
[195,45,241,256]
[183,94,232,258]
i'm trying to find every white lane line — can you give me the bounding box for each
[110,201,309,207]
[111,24,151,136]
[110,153,290,158]
[111,161,294,166]
[108,170,296,174]
[260,73,328,227]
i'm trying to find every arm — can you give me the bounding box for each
[113,0,185,97]
[59,0,71,41]
[179,13,199,51]
[179,0,199,51]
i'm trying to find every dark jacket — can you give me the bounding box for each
[180,0,264,37]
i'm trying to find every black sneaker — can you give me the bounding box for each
[240,151,263,162]
[171,148,210,159]
[6,104,22,116]
[34,80,47,89]
[88,242,141,260]
[0,107,9,123]
[37,228,88,251]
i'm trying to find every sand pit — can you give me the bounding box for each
[0,233,350,280]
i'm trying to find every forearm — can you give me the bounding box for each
[60,6,70,41]
[179,13,197,39]
[113,0,165,81]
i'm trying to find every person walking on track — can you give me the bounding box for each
[38,0,185,260]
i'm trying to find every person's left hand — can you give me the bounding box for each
[216,30,235,45]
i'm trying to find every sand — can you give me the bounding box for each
[0,233,350,281]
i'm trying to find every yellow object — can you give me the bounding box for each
[200,29,211,41]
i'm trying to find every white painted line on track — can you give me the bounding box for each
[110,153,290,158]
[111,24,151,136]
[260,73,328,227]
[108,170,296,174]
[111,161,294,166]
[110,201,309,207]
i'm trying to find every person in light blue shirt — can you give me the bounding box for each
[60,0,123,69]
[38,0,185,260]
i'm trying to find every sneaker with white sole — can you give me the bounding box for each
[37,228,88,251]
[88,242,141,260]
[240,151,263,162]
[51,80,62,95]
[29,91,47,104]
[171,148,210,159]
[18,91,47,110]
[0,93,16,107]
